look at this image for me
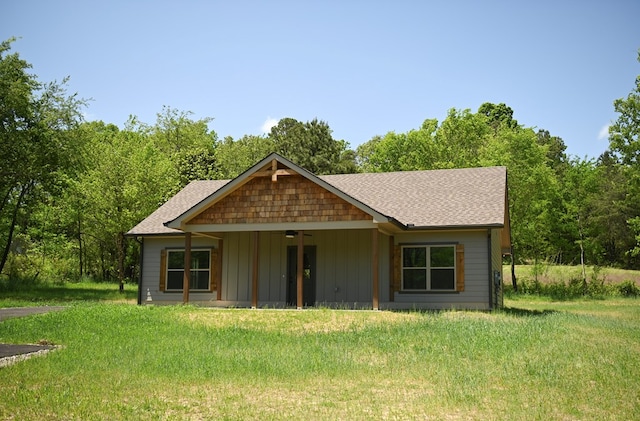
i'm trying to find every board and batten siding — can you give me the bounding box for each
[255,229,387,307]
[388,230,491,310]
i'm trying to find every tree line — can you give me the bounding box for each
[1,37,639,290]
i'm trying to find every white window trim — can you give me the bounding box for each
[401,245,456,292]
[166,248,211,292]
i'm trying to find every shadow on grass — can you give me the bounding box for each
[0,283,137,304]
[501,307,558,317]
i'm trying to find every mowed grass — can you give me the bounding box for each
[0,281,137,307]
[1,298,639,420]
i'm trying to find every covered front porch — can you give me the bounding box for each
[175,226,389,310]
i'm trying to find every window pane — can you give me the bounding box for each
[191,251,210,269]
[168,251,185,269]
[403,247,426,268]
[430,247,454,267]
[191,270,210,290]
[403,269,427,290]
[167,271,183,290]
[431,269,455,290]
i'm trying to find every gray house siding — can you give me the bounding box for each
[388,230,490,310]
[141,229,493,309]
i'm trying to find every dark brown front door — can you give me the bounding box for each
[286,246,316,307]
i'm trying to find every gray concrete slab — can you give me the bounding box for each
[0,306,66,321]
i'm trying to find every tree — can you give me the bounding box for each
[72,121,176,289]
[0,37,86,277]
[269,118,356,174]
[433,109,490,168]
[607,50,640,266]
[561,158,600,282]
[355,119,439,172]
[216,135,275,179]
[479,126,560,288]
[148,106,219,195]
[478,102,519,131]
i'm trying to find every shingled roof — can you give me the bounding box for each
[321,166,507,228]
[128,164,507,237]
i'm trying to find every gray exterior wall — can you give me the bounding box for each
[491,228,504,308]
[388,230,491,310]
[140,228,494,310]
[141,236,219,305]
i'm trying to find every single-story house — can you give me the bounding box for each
[127,153,510,310]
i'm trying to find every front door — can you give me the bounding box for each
[286,246,316,307]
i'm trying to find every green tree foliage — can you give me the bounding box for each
[607,51,640,267]
[478,102,518,130]
[0,38,86,277]
[216,134,275,179]
[147,106,219,195]
[433,109,490,168]
[269,117,356,174]
[480,126,560,268]
[356,119,438,172]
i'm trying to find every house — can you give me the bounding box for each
[127,153,510,310]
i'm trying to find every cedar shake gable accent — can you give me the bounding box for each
[188,175,371,225]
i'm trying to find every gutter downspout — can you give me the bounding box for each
[135,237,144,305]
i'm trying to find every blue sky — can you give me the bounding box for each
[3,0,639,159]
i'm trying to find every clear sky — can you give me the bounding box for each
[3,0,639,159]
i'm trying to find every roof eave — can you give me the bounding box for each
[404,223,505,231]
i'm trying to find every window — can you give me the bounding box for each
[166,249,211,291]
[402,245,456,291]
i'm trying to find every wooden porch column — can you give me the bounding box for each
[297,230,304,309]
[251,231,259,308]
[372,229,379,310]
[217,239,223,301]
[183,232,191,304]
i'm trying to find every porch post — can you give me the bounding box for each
[297,230,304,309]
[183,232,191,304]
[251,231,259,308]
[217,239,223,301]
[372,228,379,310]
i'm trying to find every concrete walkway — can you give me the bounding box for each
[0,306,66,366]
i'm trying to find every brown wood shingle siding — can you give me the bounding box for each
[187,176,371,225]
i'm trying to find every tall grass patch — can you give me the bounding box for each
[1,301,639,419]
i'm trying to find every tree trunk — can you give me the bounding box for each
[77,213,83,280]
[578,215,587,286]
[510,245,518,292]
[116,231,125,293]
[0,184,30,275]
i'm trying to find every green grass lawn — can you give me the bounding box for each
[0,281,137,307]
[1,295,639,419]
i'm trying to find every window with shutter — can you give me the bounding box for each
[399,244,463,292]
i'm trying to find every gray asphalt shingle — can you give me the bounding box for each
[127,166,507,235]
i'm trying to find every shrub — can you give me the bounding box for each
[617,280,640,297]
